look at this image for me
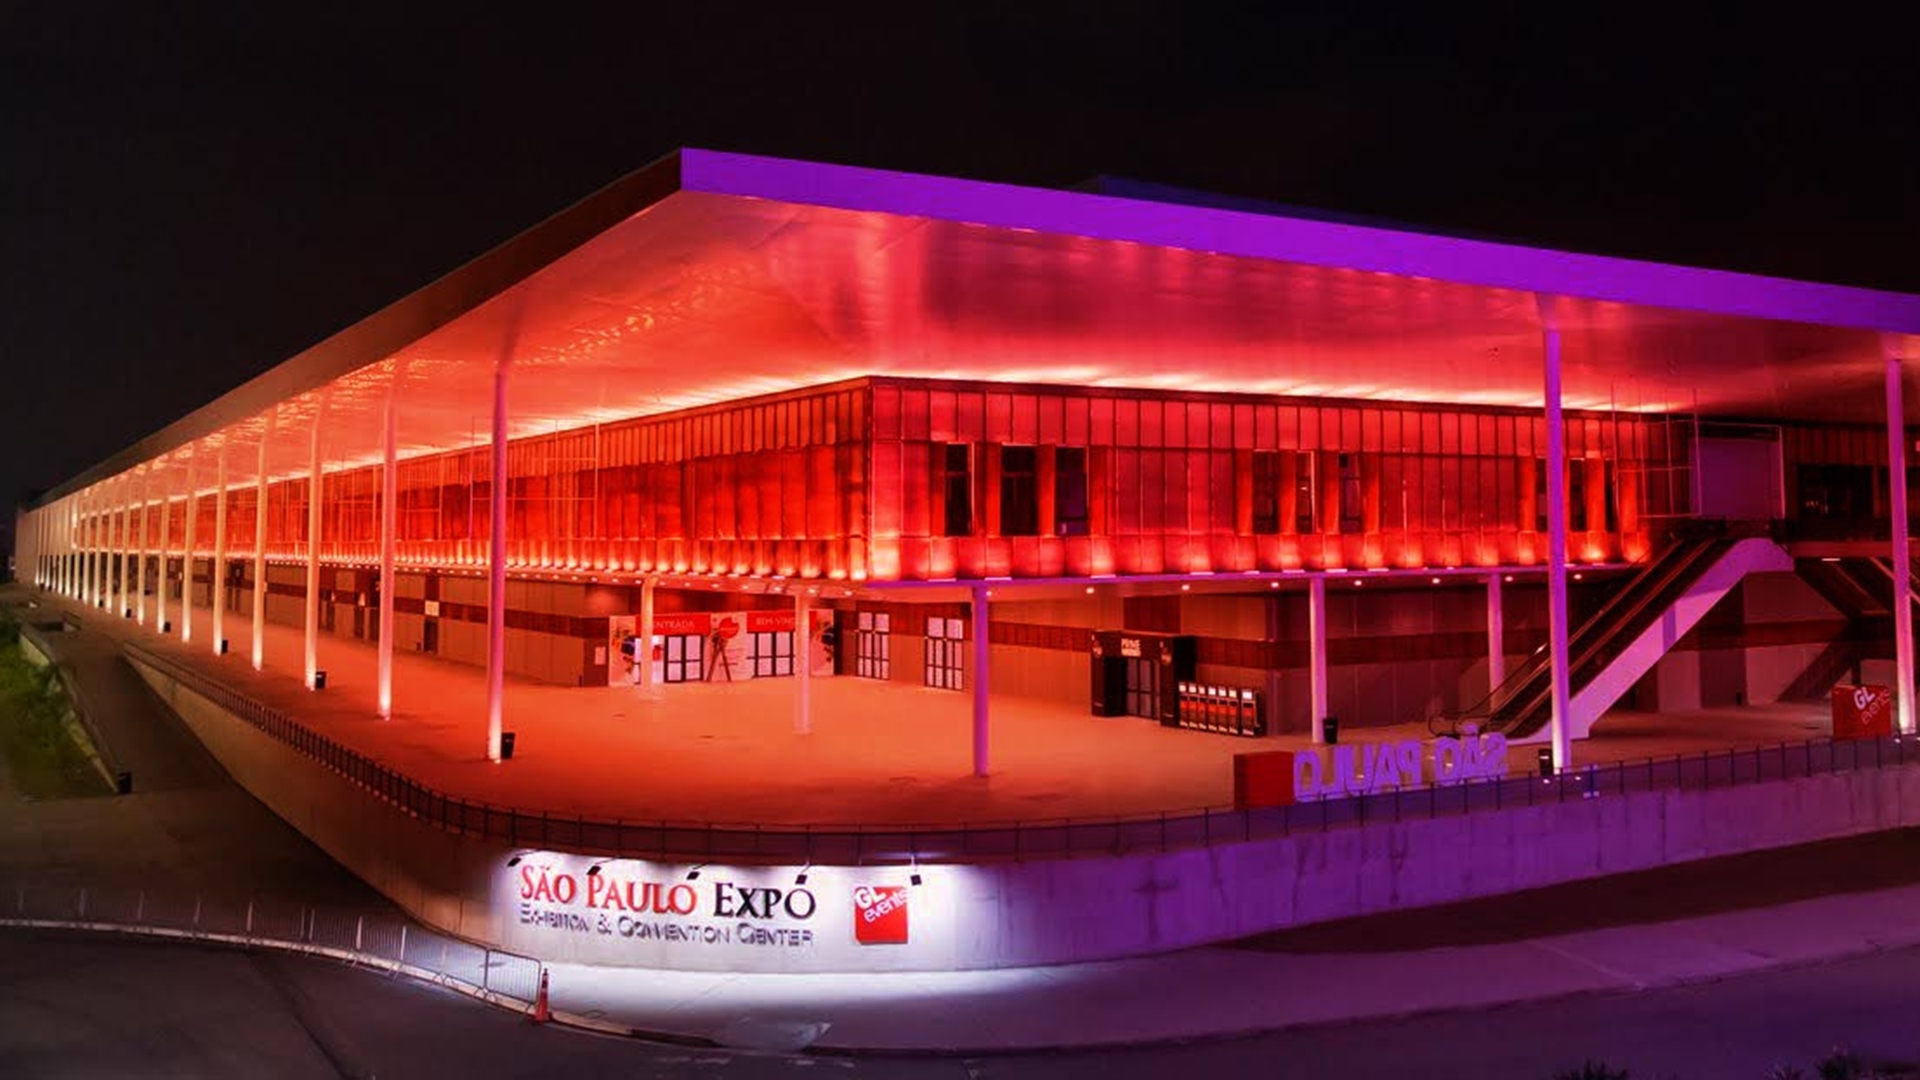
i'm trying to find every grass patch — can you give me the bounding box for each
[0,612,113,799]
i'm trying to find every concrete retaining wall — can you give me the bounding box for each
[127,649,1920,973]
[127,652,506,946]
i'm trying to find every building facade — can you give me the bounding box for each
[14,149,1920,760]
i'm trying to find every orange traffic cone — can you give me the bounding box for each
[530,967,552,1024]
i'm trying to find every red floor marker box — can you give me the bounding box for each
[1233,750,1297,809]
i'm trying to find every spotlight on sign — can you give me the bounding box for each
[686,865,703,881]
[794,865,810,887]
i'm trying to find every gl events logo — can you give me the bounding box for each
[853,884,909,945]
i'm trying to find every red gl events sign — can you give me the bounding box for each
[852,885,909,945]
[1832,684,1893,740]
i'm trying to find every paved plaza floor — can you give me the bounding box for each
[18,587,1835,827]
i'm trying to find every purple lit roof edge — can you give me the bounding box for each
[680,149,1920,337]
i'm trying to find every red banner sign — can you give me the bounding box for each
[747,610,796,633]
[649,613,711,636]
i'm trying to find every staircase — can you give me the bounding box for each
[1444,531,1792,743]
[1777,555,1912,703]
[1796,557,1896,620]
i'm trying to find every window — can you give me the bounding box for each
[1055,448,1089,536]
[937,443,972,537]
[1293,451,1317,533]
[856,611,891,679]
[1338,454,1363,534]
[1569,461,1588,532]
[1001,445,1039,536]
[1252,451,1280,535]
[1534,458,1591,531]
[748,630,794,678]
[924,616,964,690]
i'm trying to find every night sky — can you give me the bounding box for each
[6,5,1918,557]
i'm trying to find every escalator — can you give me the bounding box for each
[1436,526,1791,742]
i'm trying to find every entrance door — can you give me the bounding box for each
[749,631,795,677]
[1124,656,1159,719]
[856,611,891,679]
[661,633,705,683]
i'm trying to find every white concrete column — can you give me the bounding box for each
[971,583,990,777]
[305,402,326,689]
[100,490,113,609]
[113,479,127,616]
[487,356,511,761]
[121,481,134,615]
[1539,294,1573,772]
[135,471,149,625]
[155,480,171,634]
[1309,574,1329,744]
[794,591,813,734]
[1888,349,1916,734]
[378,379,399,719]
[77,496,88,602]
[637,574,659,699]
[82,494,93,603]
[253,416,272,670]
[98,488,111,610]
[182,453,198,644]
[1486,572,1506,693]
[84,489,97,608]
[210,449,227,653]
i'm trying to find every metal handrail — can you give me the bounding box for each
[122,640,1920,865]
[0,882,541,1014]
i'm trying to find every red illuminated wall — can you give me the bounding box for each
[868,378,1664,580]
[198,381,871,580]
[69,381,1919,586]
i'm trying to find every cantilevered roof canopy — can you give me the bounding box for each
[39,148,1920,504]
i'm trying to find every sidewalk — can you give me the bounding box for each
[544,870,1920,1053]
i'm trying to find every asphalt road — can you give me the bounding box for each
[4,927,1919,1079]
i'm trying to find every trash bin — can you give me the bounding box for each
[1536,747,1554,778]
[1322,715,1340,745]
[500,731,517,760]
[114,771,133,795]
[312,670,327,690]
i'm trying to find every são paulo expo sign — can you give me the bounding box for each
[494,853,953,973]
